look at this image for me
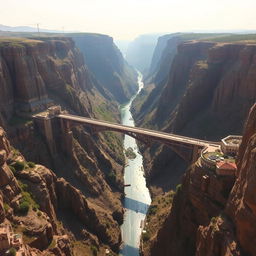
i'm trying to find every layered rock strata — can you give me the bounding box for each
[144,103,256,256]
[134,39,256,195]
[0,126,121,255]
[0,36,131,254]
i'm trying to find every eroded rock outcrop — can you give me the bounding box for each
[133,39,256,197]
[0,126,121,254]
[72,33,138,103]
[0,35,127,255]
[224,104,256,256]
[0,38,92,119]
[144,104,256,256]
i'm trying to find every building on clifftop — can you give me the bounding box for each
[221,135,242,155]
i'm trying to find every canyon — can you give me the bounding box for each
[133,34,256,195]
[0,34,138,255]
[132,33,256,256]
[145,103,256,256]
[0,30,256,256]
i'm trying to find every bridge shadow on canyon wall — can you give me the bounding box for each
[123,197,149,214]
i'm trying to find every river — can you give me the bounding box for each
[119,73,151,256]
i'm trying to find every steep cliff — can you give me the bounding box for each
[137,35,256,134]
[148,33,180,77]
[133,38,256,196]
[133,33,228,127]
[71,33,138,103]
[170,42,256,139]
[144,103,256,256]
[0,36,129,254]
[0,37,92,120]
[0,126,122,255]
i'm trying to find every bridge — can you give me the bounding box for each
[33,107,219,162]
[58,114,219,162]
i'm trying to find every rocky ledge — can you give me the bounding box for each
[142,103,256,256]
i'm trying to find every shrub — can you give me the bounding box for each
[21,191,39,211]
[17,190,39,215]
[11,161,26,172]
[90,245,98,256]
[107,171,116,185]
[148,205,157,215]
[27,162,36,168]
[18,201,29,215]
[210,216,217,225]
[19,182,28,191]
[48,239,56,249]
[9,165,16,175]
[142,232,150,242]
[8,248,16,256]
[12,149,20,157]
[3,203,10,212]
[176,184,182,192]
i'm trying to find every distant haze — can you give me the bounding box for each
[1,0,256,40]
[124,34,164,73]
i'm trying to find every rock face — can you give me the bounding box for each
[0,128,20,203]
[139,39,256,136]
[126,34,163,74]
[133,38,256,196]
[72,33,138,103]
[171,42,256,139]
[0,39,91,121]
[134,33,229,125]
[0,36,128,254]
[144,104,256,256]
[148,33,180,77]
[0,126,121,254]
[0,38,92,118]
[224,103,256,256]
[0,127,56,255]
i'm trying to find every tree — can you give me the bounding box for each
[8,248,17,256]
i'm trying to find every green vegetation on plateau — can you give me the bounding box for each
[142,190,175,251]
[0,37,42,47]
[205,33,256,43]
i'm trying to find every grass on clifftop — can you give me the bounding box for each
[0,37,42,47]
[204,34,256,43]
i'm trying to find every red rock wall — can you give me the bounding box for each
[225,103,256,256]
[146,104,256,256]
[0,37,125,254]
[169,42,256,138]
[0,126,121,254]
[139,41,256,199]
[0,38,92,121]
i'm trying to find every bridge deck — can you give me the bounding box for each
[58,114,219,148]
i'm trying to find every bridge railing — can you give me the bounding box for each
[57,114,220,146]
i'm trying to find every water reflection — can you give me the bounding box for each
[120,72,151,256]
[121,244,139,256]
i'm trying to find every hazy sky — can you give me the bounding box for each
[1,0,256,40]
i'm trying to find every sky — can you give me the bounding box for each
[1,0,256,40]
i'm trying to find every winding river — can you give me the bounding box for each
[120,73,151,256]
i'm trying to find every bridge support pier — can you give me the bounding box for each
[56,113,215,165]
[166,143,203,163]
[191,145,202,163]
[33,115,57,157]
[59,119,73,156]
